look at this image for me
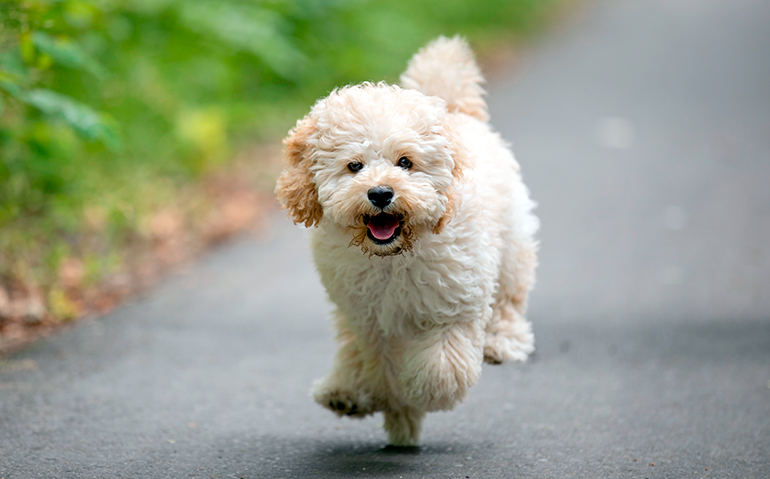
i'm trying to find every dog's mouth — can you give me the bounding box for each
[364,213,401,245]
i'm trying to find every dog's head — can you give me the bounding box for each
[275,82,467,256]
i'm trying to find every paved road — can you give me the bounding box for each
[2,0,769,477]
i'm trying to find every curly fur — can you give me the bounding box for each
[276,35,539,446]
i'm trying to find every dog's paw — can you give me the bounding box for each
[483,331,535,364]
[399,344,481,412]
[312,380,375,418]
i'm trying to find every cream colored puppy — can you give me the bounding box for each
[276,36,538,446]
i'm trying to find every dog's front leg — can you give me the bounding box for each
[383,406,425,446]
[399,320,484,412]
[312,316,376,418]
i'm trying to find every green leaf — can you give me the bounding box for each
[0,78,25,100]
[20,32,35,63]
[31,31,108,79]
[175,1,306,81]
[25,89,122,151]
[0,50,29,83]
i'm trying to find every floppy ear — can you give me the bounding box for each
[433,123,470,234]
[275,116,323,227]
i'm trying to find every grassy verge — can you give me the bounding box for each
[0,0,566,353]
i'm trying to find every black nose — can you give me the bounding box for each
[367,186,394,209]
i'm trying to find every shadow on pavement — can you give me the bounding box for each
[193,436,482,478]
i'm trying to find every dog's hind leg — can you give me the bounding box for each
[484,238,537,364]
[383,406,425,446]
[312,311,377,418]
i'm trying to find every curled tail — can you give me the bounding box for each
[400,36,489,122]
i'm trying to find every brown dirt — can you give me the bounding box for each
[0,143,284,356]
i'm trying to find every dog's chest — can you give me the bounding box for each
[332,258,448,336]
[313,235,488,337]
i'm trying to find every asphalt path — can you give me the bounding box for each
[2,0,769,477]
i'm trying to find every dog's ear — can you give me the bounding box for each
[433,123,471,234]
[275,116,323,227]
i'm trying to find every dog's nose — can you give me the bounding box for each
[367,186,394,209]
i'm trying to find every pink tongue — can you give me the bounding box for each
[368,215,399,240]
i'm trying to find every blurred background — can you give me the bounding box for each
[0,0,562,350]
[1,0,768,475]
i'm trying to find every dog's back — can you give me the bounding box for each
[400,36,489,122]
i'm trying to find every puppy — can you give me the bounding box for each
[275,36,539,446]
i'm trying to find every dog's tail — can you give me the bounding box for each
[400,36,489,122]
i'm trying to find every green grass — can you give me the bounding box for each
[0,0,561,306]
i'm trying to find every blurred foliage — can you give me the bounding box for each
[0,0,557,286]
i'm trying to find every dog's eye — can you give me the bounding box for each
[397,157,412,170]
[347,161,364,173]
